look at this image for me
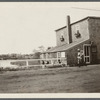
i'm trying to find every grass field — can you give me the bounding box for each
[0,65,100,93]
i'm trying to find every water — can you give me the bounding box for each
[0,59,40,68]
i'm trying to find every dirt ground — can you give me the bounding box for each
[0,65,100,93]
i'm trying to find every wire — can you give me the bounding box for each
[72,7,100,12]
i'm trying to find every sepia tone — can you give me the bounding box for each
[0,3,100,93]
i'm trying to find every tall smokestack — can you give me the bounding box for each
[66,16,72,44]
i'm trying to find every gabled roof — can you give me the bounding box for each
[55,16,100,32]
[44,38,89,53]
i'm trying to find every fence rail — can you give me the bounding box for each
[0,58,67,68]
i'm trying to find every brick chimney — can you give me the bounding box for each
[66,16,72,44]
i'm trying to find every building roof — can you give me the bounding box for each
[44,38,89,53]
[55,16,100,32]
[43,16,99,54]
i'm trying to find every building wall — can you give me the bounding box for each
[71,19,90,43]
[49,52,57,58]
[41,53,57,59]
[50,17,100,65]
[56,27,68,46]
[56,19,90,47]
[66,40,90,66]
[89,18,100,62]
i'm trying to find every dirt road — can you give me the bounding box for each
[0,65,100,93]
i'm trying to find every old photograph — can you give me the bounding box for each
[0,2,100,94]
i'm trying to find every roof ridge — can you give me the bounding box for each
[55,16,100,31]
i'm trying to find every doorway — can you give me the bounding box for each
[83,44,91,64]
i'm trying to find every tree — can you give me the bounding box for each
[33,52,41,59]
[38,46,45,52]
[33,49,37,54]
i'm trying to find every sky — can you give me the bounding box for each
[0,2,100,54]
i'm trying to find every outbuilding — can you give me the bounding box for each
[41,16,100,66]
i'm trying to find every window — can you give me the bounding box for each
[76,25,80,31]
[57,52,61,58]
[57,52,65,58]
[60,33,64,42]
[61,52,65,57]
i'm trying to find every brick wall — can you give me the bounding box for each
[71,19,90,43]
[89,18,100,62]
[66,40,90,66]
[56,27,68,46]
[56,19,90,47]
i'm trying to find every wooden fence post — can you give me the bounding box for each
[26,60,28,66]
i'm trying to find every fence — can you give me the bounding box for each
[0,58,67,69]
